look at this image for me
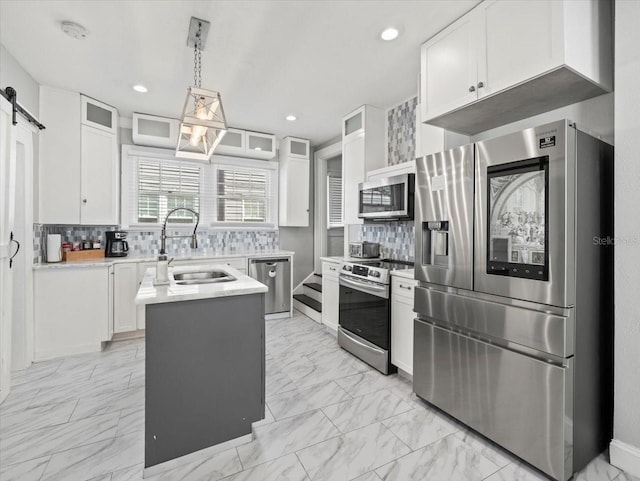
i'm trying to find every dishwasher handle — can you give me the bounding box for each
[250,258,289,265]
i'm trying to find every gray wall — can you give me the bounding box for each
[279,154,315,287]
[0,44,39,115]
[614,0,640,456]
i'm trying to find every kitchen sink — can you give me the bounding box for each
[173,270,236,285]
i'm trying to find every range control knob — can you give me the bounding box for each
[371,271,381,278]
[343,265,352,271]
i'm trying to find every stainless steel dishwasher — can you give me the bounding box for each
[249,258,291,315]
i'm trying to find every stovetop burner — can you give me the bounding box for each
[356,259,414,270]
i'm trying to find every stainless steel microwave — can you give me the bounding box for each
[358,173,415,220]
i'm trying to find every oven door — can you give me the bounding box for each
[474,120,574,307]
[338,275,390,350]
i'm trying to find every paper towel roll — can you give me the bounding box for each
[47,234,62,263]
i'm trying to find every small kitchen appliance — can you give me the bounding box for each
[348,241,380,259]
[358,173,414,220]
[46,234,62,263]
[105,231,129,257]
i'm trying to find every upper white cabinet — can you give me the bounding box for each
[81,95,118,134]
[215,128,276,160]
[81,125,119,224]
[132,113,180,148]
[39,87,119,225]
[279,137,310,227]
[39,86,82,224]
[342,105,386,224]
[420,0,613,134]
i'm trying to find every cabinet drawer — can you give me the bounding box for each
[392,276,417,300]
[322,262,340,278]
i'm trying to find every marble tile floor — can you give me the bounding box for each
[0,312,636,481]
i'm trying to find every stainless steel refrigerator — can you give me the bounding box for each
[413,120,613,481]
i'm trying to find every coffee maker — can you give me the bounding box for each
[105,231,129,257]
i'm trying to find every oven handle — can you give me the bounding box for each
[339,275,389,299]
[339,327,386,355]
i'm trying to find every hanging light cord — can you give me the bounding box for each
[193,22,202,88]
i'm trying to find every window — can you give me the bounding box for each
[327,173,343,228]
[137,159,200,224]
[122,146,278,229]
[213,164,274,225]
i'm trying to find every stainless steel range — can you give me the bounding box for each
[338,258,413,374]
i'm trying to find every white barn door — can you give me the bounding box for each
[0,96,17,403]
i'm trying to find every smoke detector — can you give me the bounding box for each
[61,21,89,40]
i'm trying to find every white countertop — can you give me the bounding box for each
[34,250,295,270]
[135,263,268,305]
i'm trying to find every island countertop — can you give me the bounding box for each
[135,263,267,305]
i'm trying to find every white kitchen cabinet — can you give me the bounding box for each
[81,125,119,224]
[279,137,310,227]
[215,128,276,160]
[81,95,118,134]
[391,275,418,375]
[34,266,112,361]
[113,263,138,334]
[136,261,156,330]
[132,113,180,148]
[321,261,340,332]
[415,100,471,158]
[342,105,386,224]
[38,87,119,224]
[420,0,612,134]
[38,86,81,224]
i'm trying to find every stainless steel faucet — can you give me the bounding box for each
[160,207,200,255]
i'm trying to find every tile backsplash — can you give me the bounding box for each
[351,221,415,262]
[34,224,279,263]
[387,96,417,166]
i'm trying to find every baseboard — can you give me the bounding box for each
[610,438,640,478]
[34,342,102,362]
[111,330,145,341]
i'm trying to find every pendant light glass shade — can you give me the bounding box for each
[175,87,227,161]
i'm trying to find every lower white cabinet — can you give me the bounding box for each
[136,261,156,330]
[321,261,340,331]
[391,276,418,375]
[113,263,138,333]
[34,266,112,361]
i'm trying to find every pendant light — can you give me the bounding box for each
[176,17,227,161]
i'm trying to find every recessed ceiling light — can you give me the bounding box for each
[61,21,88,40]
[133,85,148,93]
[381,27,399,41]
[286,115,297,121]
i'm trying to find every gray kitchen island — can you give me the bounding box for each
[135,264,267,475]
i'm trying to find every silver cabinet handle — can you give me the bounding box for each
[477,81,484,88]
[469,85,476,92]
[82,198,87,204]
[329,266,336,271]
[398,284,412,290]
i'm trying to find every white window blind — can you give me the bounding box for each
[136,159,200,224]
[214,165,273,224]
[327,173,343,228]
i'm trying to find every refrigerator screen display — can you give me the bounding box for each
[487,156,549,281]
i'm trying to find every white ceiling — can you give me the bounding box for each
[0,0,479,146]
